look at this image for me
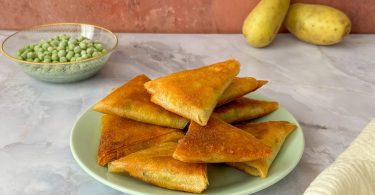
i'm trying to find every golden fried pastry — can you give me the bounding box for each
[97,114,184,166]
[217,77,268,106]
[228,121,297,178]
[93,74,189,129]
[108,142,208,193]
[144,59,240,126]
[255,80,268,90]
[214,97,279,123]
[173,116,272,163]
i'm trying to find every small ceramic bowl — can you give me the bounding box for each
[1,23,118,83]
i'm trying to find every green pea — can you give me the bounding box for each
[84,39,92,44]
[17,34,105,63]
[34,46,41,52]
[94,43,103,51]
[59,41,67,48]
[44,51,52,57]
[51,40,59,47]
[27,52,35,59]
[44,55,51,60]
[52,60,59,63]
[79,42,87,49]
[86,48,94,55]
[37,52,44,60]
[42,43,49,49]
[68,44,75,50]
[59,57,68,62]
[66,51,74,60]
[74,46,81,53]
[68,39,77,45]
[21,52,28,59]
[92,51,99,57]
[58,50,66,57]
[38,48,45,53]
[51,53,59,61]
[77,36,84,41]
[59,34,68,41]
[16,50,22,56]
[19,47,26,53]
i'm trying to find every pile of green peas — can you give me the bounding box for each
[16,34,107,63]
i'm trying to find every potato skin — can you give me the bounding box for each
[242,0,290,48]
[285,3,351,45]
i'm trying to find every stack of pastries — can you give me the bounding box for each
[93,59,297,193]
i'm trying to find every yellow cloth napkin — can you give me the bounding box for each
[304,119,375,195]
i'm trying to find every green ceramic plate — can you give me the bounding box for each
[70,93,304,195]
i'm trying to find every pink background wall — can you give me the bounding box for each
[1,0,374,33]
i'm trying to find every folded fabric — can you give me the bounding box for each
[304,119,375,195]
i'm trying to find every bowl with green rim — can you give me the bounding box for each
[1,23,118,83]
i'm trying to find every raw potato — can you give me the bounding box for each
[242,0,290,48]
[285,3,351,45]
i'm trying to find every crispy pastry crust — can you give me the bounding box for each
[173,117,272,163]
[97,114,184,166]
[144,59,240,126]
[217,77,268,106]
[108,142,208,193]
[214,97,279,123]
[93,74,189,129]
[228,121,297,178]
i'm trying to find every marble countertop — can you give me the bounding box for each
[0,31,374,195]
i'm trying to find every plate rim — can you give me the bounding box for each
[70,94,305,195]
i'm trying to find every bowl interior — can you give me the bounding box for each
[2,23,117,61]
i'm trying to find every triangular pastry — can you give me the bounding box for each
[93,74,189,129]
[214,97,278,123]
[255,80,268,90]
[217,77,268,106]
[173,116,272,163]
[228,121,297,178]
[97,114,184,166]
[144,59,240,126]
[108,142,208,193]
